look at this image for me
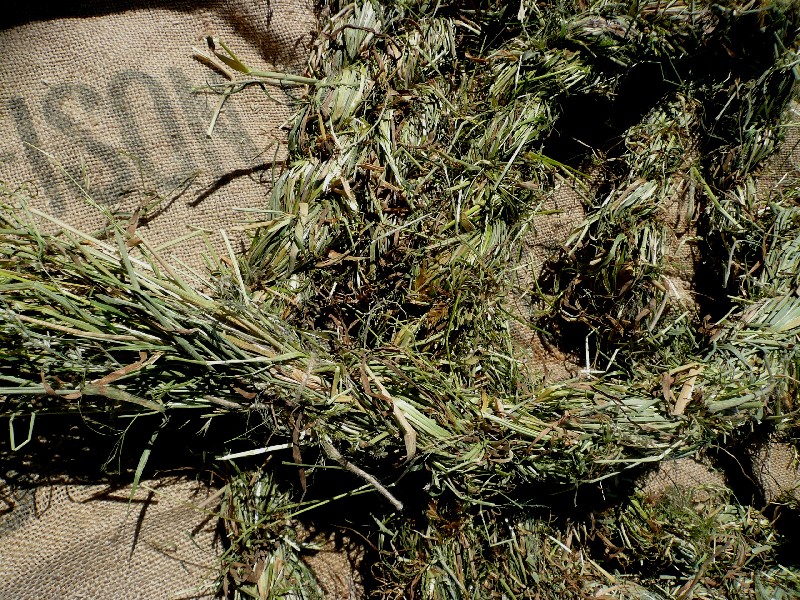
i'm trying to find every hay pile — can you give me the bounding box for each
[3,0,800,597]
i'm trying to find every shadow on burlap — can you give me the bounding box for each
[509,167,700,383]
[738,100,800,509]
[0,412,365,600]
[509,103,800,509]
[299,529,365,600]
[0,477,221,599]
[0,477,365,600]
[2,4,799,597]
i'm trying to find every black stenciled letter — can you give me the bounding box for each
[108,70,198,190]
[8,96,65,213]
[41,82,133,205]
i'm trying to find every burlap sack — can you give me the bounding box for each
[507,168,701,381]
[637,457,728,501]
[300,528,365,599]
[756,99,800,197]
[509,175,587,382]
[0,477,220,599]
[0,2,319,598]
[748,102,800,508]
[748,436,800,507]
[660,173,700,310]
[0,0,315,270]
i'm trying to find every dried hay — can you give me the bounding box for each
[3,0,800,597]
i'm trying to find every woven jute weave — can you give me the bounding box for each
[0,0,315,270]
[509,174,588,382]
[749,436,800,507]
[0,477,220,600]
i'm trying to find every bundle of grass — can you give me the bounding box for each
[370,509,598,599]
[591,484,800,598]
[3,0,800,597]
[219,467,328,598]
[370,485,800,599]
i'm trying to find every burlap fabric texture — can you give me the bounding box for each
[0,0,315,270]
[2,2,800,597]
[0,477,220,600]
[509,174,588,382]
[749,436,800,507]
